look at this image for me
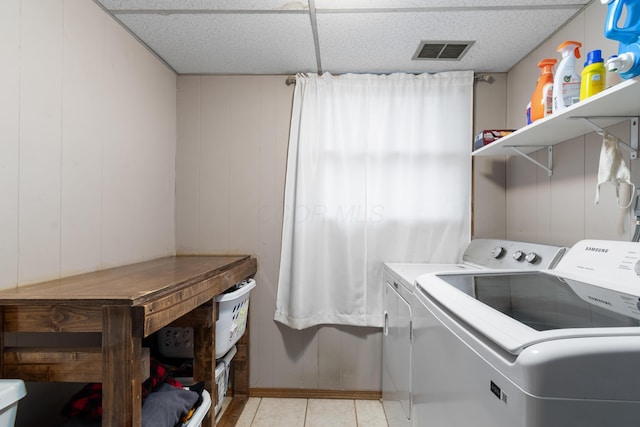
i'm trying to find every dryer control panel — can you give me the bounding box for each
[463,239,566,270]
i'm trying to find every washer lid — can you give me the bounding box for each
[417,270,640,355]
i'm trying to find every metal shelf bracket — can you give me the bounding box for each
[509,146,553,176]
[570,116,639,160]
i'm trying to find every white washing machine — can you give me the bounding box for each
[413,239,640,427]
[382,239,566,427]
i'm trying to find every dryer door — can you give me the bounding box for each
[382,274,412,427]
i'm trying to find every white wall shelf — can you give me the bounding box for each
[472,77,640,169]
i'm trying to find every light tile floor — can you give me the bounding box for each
[230,397,389,427]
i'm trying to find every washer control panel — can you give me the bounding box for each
[553,239,640,295]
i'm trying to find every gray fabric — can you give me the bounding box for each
[142,383,199,427]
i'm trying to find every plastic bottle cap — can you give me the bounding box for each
[584,49,604,67]
[557,40,582,59]
[537,58,557,72]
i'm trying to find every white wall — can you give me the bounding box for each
[0,3,176,423]
[500,1,638,247]
[472,73,508,239]
[0,0,177,291]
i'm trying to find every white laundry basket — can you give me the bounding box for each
[0,380,26,427]
[213,345,237,416]
[157,278,255,359]
[181,388,211,427]
[173,345,236,423]
[214,279,255,358]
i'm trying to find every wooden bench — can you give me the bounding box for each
[0,255,257,427]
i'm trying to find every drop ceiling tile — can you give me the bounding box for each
[316,0,588,9]
[317,8,582,74]
[98,0,309,11]
[114,13,317,74]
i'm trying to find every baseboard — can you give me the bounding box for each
[248,388,381,400]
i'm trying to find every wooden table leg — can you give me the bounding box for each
[233,309,249,396]
[102,306,144,427]
[193,301,217,427]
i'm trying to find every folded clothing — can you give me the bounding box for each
[61,358,188,423]
[142,383,199,427]
[60,382,205,427]
[61,383,204,427]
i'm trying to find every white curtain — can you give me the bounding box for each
[275,72,473,329]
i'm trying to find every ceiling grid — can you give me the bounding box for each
[94,0,591,75]
[308,0,323,75]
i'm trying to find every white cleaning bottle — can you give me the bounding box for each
[552,40,582,113]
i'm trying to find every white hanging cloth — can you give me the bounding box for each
[595,131,635,208]
[275,72,474,329]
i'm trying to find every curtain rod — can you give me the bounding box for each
[285,73,493,86]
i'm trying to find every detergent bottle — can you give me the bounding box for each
[602,0,640,80]
[552,41,582,113]
[580,50,606,100]
[530,58,557,122]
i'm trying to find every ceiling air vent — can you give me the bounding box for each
[413,41,474,61]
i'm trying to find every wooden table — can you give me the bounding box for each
[0,255,257,427]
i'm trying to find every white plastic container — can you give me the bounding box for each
[214,345,237,416]
[215,279,255,358]
[0,380,26,427]
[181,389,211,427]
[552,40,582,113]
[157,278,255,359]
[174,346,236,421]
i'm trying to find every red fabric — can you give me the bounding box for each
[62,382,103,420]
[62,358,183,421]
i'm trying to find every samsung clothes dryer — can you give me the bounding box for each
[382,239,565,427]
[413,239,640,427]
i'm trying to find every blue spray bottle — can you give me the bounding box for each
[602,0,640,79]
